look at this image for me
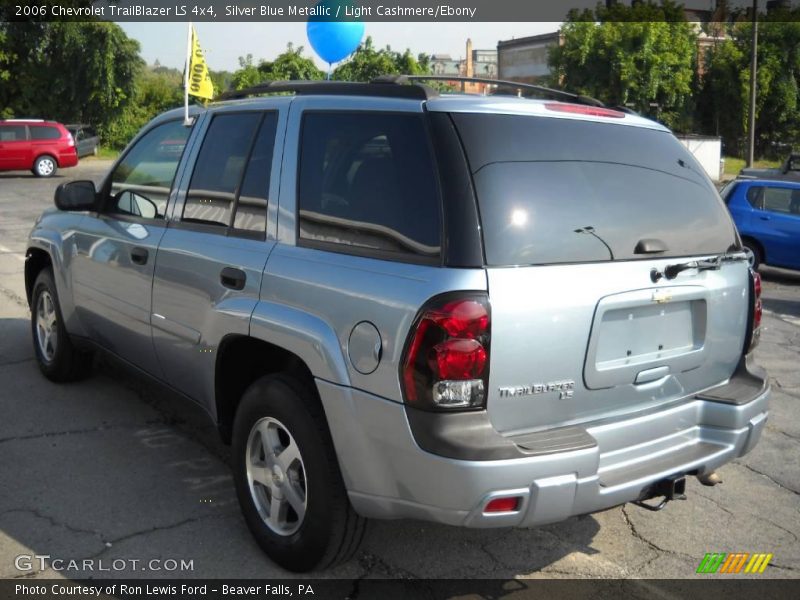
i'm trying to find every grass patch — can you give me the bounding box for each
[82,147,120,161]
[723,156,782,177]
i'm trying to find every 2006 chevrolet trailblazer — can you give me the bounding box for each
[25,77,770,572]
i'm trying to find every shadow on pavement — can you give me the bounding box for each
[759,265,800,286]
[762,297,800,318]
[0,315,602,579]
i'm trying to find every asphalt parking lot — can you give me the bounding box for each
[0,161,798,581]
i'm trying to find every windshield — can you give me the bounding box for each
[451,113,738,266]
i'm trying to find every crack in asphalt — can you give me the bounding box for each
[765,427,800,443]
[94,511,239,556]
[0,507,103,540]
[772,383,800,401]
[0,286,28,309]
[0,421,165,446]
[737,462,800,496]
[355,552,419,580]
[474,528,515,572]
[0,357,34,367]
[8,511,241,579]
[769,561,799,572]
[692,490,736,517]
[536,566,591,577]
[620,505,700,574]
[345,552,422,598]
[104,365,231,465]
[693,489,799,543]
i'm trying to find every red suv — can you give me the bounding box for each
[0,119,79,177]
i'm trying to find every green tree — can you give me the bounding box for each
[333,37,431,82]
[231,45,323,90]
[209,69,233,94]
[698,13,800,157]
[231,54,263,90]
[0,22,143,138]
[549,1,697,129]
[0,28,11,118]
[259,43,324,81]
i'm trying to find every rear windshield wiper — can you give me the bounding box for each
[652,252,748,282]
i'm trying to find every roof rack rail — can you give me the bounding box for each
[216,79,437,101]
[372,75,606,108]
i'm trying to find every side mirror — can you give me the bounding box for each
[54,180,97,212]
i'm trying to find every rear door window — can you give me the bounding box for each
[30,126,61,140]
[297,112,441,262]
[760,186,800,215]
[182,111,276,238]
[452,113,737,266]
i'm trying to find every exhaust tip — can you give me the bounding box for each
[698,471,723,487]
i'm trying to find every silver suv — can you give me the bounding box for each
[25,78,770,572]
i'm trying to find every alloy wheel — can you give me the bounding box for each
[35,290,58,362]
[245,416,307,536]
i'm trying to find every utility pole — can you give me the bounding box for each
[747,0,758,167]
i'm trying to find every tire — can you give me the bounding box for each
[31,269,92,382]
[33,155,57,178]
[232,374,366,572]
[743,240,762,271]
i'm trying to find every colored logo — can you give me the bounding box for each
[697,552,773,574]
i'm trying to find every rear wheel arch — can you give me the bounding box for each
[214,335,320,445]
[25,248,53,307]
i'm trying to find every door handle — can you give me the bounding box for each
[130,247,149,265]
[760,216,770,220]
[220,267,246,290]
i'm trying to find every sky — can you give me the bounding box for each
[119,22,561,72]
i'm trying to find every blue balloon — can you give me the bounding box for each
[306,18,364,65]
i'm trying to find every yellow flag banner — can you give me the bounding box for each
[188,26,214,100]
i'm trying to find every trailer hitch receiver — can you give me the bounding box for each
[633,475,687,512]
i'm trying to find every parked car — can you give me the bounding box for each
[738,152,800,182]
[723,178,800,270]
[25,79,769,572]
[0,119,78,177]
[66,124,100,158]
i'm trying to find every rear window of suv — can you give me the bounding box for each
[452,114,737,266]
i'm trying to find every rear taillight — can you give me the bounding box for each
[401,293,490,410]
[66,132,75,147]
[748,269,762,352]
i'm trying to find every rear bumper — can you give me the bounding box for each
[58,150,78,168]
[318,362,769,528]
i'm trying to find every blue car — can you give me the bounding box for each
[723,178,800,270]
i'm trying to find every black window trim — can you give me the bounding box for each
[172,109,278,242]
[98,117,192,225]
[295,108,445,267]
